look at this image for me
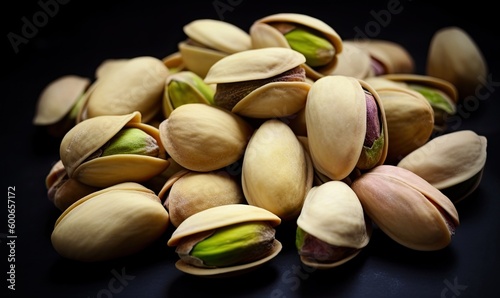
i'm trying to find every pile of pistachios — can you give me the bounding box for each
[35,13,488,276]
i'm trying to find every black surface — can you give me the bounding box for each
[2,0,500,297]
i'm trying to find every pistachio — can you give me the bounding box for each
[101,127,160,157]
[305,75,388,180]
[51,182,169,262]
[163,71,215,118]
[178,19,252,77]
[242,119,313,220]
[427,26,487,99]
[329,41,373,79]
[351,165,459,251]
[33,75,91,137]
[81,56,169,123]
[348,39,415,75]
[250,13,343,79]
[161,169,245,227]
[204,47,310,118]
[296,181,371,268]
[60,111,170,188]
[159,103,253,172]
[284,27,335,67]
[167,204,282,276]
[378,74,458,132]
[176,222,276,268]
[356,89,386,170]
[397,130,487,203]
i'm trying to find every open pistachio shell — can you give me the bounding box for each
[427,26,487,99]
[178,19,252,78]
[60,111,169,188]
[380,73,458,131]
[250,13,343,80]
[159,103,253,172]
[33,75,91,126]
[83,56,169,123]
[397,130,487,203]
[51,182,169,262]
[167,204,281,277]
[348,39,414,75]
[242,119,314,220]
[351,165,459,251]
[297,181,371,269]
[305,75,366,180]
[204,47,311,118]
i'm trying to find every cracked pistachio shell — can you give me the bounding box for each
[167,204,281,277]
[348,39,414,75]
[250,13,343,80]
[60,111,169,188]
[82,56,169,123]
[397,130,487,203]
[351,165,459,251]
[380,73,458,131]
[161,169,245,227]
[33,75,91,126]
[297,181,370,268]
[51,182,169,262]
[242,119,314,221]
[159,103,254,172]
[330,41,374,79]
[427,26,487,98]
[305,75,367,181]
[370,85,434,164]
[204,47,311,118]
[178,19,252,78]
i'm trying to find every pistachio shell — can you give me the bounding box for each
[84,56,169,123]
[372,86,434,164]
[397,130,487,202]
[330,41,373,79]
[297,181,370,268]
[241,119,314,220]
[183,19,251,54]
[427,26,487,98]
[351,165,459,251]
[348,39,414,74]
[250,13,343,79]
[163,170,245,227]
[305,75,366,180]
[168,204,282,277]
[168,204,281,246]
[159,103,253,172]
[51,183,169,262]
[94,59,130,79]
[33,75,90,125]
[205,47,306,83]
[60,111,169,188]
[179,19,251,78]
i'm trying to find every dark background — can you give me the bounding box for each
[2,0,499,297]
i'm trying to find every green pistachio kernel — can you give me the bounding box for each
[284,28,335,67]
[101,127,159,157]
[190,221,275,267]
